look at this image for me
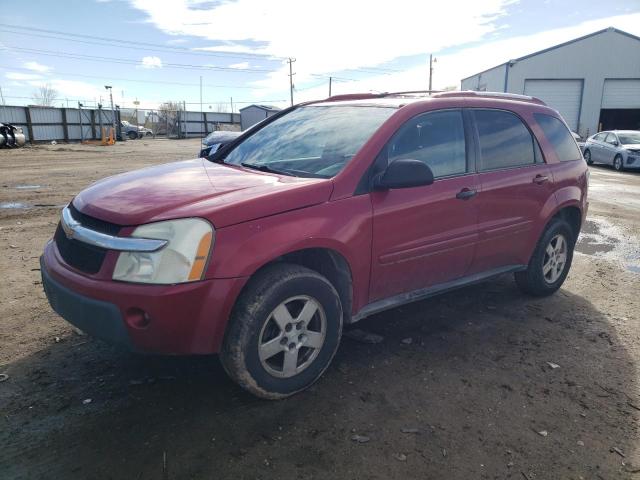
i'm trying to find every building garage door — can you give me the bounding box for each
[602,79,640,108]
[599,79,640,131]
[524,79,582,131]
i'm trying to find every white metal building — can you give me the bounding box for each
[240,104,281,130]
[460,28,640,137]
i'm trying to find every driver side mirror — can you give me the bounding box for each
[374,159,434,190]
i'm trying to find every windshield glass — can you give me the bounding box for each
[223,105,396,178]
[618,132,640,145]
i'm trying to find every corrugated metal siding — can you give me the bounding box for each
[602,79,640,109]
[30,107,63,124]
[0,106,27,123]
[32,125,65,141]
[524,79,583,130]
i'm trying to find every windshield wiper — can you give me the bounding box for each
[240,162,298,177]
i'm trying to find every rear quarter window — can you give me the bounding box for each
[534,114,582,162]
[473,109,537,171]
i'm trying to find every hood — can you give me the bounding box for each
[623,143,640,151]
[73,159,333,228]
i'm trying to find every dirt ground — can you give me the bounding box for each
[1,140,639,480]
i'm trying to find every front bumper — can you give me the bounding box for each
[41,241,248,354]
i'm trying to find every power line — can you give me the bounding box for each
[0,66,264,90]
[4,46,278,73]
[0,24,284,61]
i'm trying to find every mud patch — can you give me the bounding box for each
[577,217,640,273]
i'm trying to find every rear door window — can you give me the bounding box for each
[388,109,467,178]
[605,133,619,145]
[473,110,537,171]
[534,113,582,162]
[593,132,607,142]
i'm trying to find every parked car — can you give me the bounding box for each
[583,130,640,171]
[41,91,588,399]
[120,121,152,140]
[571,131,585,154]
[199,130,242,158]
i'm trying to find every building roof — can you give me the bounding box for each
[239,104,281,112]
[461,27,640,82]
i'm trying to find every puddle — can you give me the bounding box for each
[0,202,30,209]
[576,217,640,274]
[14,184,42,190]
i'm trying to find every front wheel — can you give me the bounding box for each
[613,154,624,171]
[515,218,575,296]
[127,131,137,140]
[220,263,343,399]
[584,149,593,165]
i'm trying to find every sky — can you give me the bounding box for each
[1,0,639,112]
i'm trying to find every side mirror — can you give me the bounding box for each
[374,159,434,190]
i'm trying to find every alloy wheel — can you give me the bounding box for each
[258,295,327,378]
[542,234,567,284]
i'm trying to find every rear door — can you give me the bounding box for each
[590,132,608,163]
[369,109,479,301]
[468,109,554,273]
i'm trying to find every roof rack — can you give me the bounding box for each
[323,90,546,105]
[432,90,547,105]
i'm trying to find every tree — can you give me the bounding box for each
[156,101,184,136]
[31,84,58,107]
[214,102,230,113]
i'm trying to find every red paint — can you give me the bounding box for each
[42,93,588,354]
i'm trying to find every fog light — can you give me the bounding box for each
[125,307,151,329]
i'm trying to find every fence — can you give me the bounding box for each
[0,105,240,143]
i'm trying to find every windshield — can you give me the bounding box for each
[618,132,640,145]
[222,105,396,178]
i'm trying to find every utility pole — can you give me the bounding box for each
[78,102,84,142]
[428,54,437,93]
[199,76,203,139]
[105,85,116,142]
[287,57,296,106]
[0,86,5,106]
[230,97,233,114]
[329,76,332,97]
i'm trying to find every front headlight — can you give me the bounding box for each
[113,218,214,284]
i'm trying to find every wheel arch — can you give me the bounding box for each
[237,246,355,323]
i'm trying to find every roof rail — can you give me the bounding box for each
[324,93,387,102]
[432,90,547,105]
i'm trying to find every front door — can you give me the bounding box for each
[369,109,479,302]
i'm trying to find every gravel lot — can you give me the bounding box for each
[1,139,639,479]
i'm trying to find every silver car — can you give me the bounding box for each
[583,130,640,171]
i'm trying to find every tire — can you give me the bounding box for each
[613,154,624,172]
[220,263,343,399]
[584,149,593,165]
[515,218,575,297]
[127,131,137,140]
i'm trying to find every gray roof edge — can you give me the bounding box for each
[460,27,640,82]
[239,104,281,112]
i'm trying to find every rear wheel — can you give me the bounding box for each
[220,263,343,399]
[515,218,575,296]
[613,154,624,171]
[584,149,593,165]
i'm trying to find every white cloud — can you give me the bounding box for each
[27,79,105,100]
[284,12,640,105]
[130,0,511,77]
[228,61,249,69]
[6,72,43,81]
[140,56,163,68]
[23,61,51,73]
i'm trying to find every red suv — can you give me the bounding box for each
[41,91,588,398]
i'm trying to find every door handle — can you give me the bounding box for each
[533,174,549,184]
[456,188,477,200]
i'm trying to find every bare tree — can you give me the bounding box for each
[214,102,230,113]
[31,84,58,107]
[157,101,184,136]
